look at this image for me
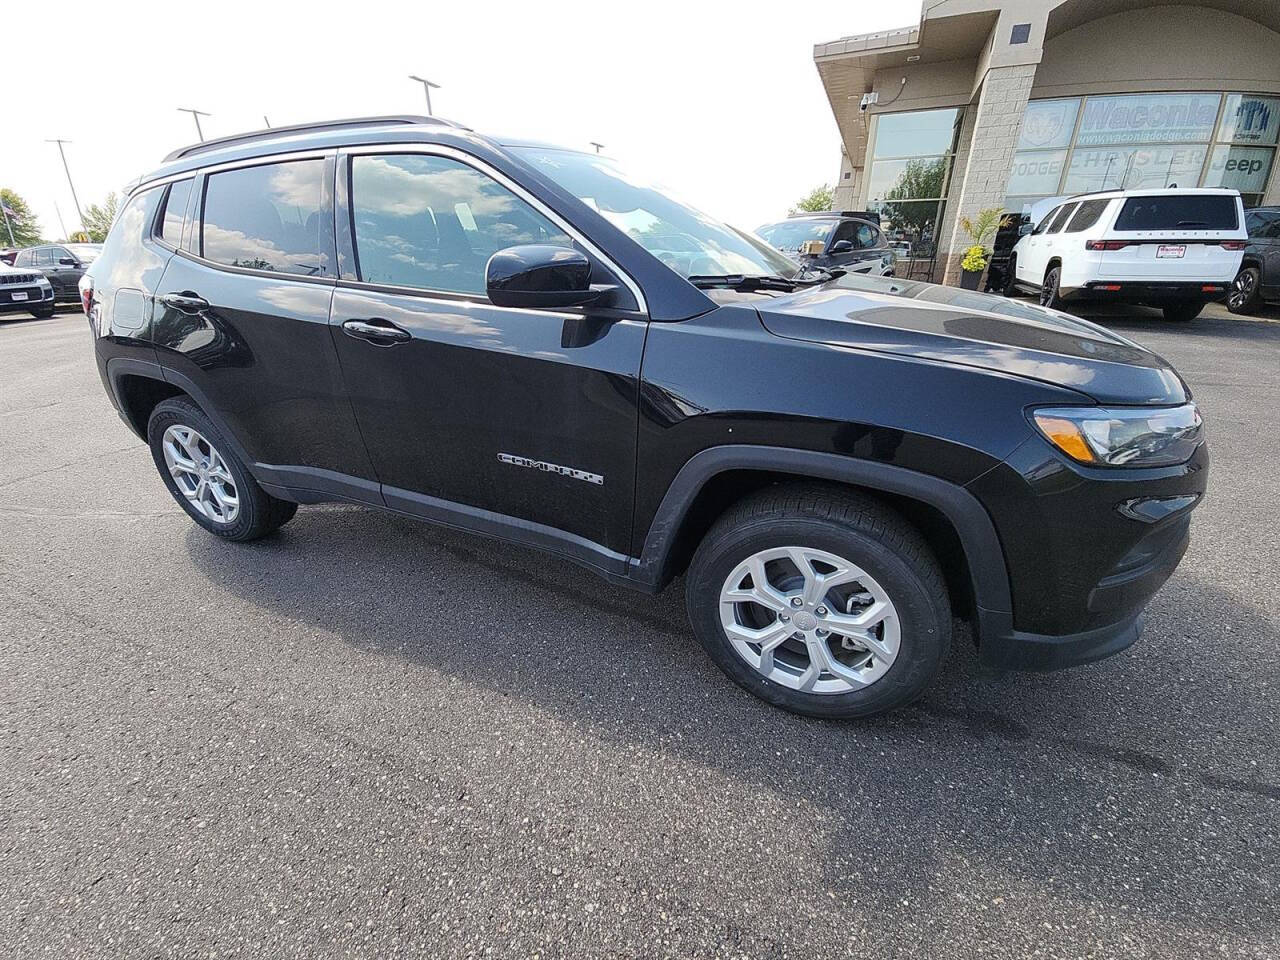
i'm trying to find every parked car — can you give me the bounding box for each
[756,212,894,276]
[1007,188,1246,321]
[85,116,1207,719]
[13,242,102,303]
[1227,206,1280,314]
[0,248,18,266]
[0,261,56,318]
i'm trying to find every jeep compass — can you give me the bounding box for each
[85,115,1208,719]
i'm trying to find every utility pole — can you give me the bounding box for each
[1,202,15,246]
[45,139,86,233]
[408,75,440,116]
[263,115,271,128]
[177,107,211,141]
[53,201,69,240]
[590,142,605,154]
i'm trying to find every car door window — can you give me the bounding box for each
[348,153,572,296]
[1046,203,1078,234]
[1064,199,1109,233]
[829,221,857,249]
[1032,207,1061,235]
[33,248,52,267]
[201,159,328,276]
[14,249,30,267]
[158,178,194,247]
[854,223,880,249]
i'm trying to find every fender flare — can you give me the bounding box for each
[630,445,1013,615]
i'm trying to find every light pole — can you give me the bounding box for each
[408,75,440,116]
[177,107,211,141]
[590,141,605,154]
[45,139,86,234]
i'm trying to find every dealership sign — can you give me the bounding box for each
[1076,93,1221,146]
[1218,95,1280,145]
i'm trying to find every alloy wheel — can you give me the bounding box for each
[161,424,240,524]
[718,546,900,694]
[1229,271,1256,310]
[1040,270,1057,306]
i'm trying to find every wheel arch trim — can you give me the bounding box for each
[631,445,1013,614]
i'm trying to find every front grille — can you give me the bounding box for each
[0,273,39,285]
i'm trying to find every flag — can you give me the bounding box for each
[0,202,20,222]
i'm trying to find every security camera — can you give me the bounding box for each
[859,92,879,112]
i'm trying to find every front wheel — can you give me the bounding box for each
[147,397,297,541]
[1227,266,1261,315]
[32,304,55,319]
[686,485,951,719]
[1039,265,1065,310]
[1162,301,1205,322]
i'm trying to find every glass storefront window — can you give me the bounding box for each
[1063,144,1208,194]
[876,200,943,259]
[1075,93,1220,146]
[873,108,962,159]
[1005,91,1279,213]
[1017,99,1080,150]
[866,156,949,203]
[1217,94,1280,145]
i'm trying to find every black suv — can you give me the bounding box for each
[756,212,893,276]
[86,116,1207,719]
[1228,206,1280,314]
[13,242,101,303]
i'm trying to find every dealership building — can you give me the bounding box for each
[814,0,1280,282]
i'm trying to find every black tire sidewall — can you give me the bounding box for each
[146,400,272,541]
[687,516,949,719]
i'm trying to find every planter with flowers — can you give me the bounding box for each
[957,208,1002,290]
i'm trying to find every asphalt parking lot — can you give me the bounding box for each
[2,304,1277,958]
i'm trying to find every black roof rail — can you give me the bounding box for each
[162,114,467,163]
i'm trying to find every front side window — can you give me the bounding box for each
[1064,199,1110,233]
[756,219,834,255]
[349,154,571,295]
[514,146,800,279]
[202,159,327,276]
[159,179,193,246]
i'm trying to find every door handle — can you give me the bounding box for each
[342,319,411,344]
[161,292,210,314]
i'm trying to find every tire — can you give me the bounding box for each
[1227,266,1261,315]
[146,396,297,542]
[685,484,951,720]
[1039,264,1065,310]
[32,304,55,319]
[1002,254,1019,297]
[1161,301,1204,323]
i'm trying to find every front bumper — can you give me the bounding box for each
[968,435,1207,671]
[0,285,54,313]
[1065,280,1229,302]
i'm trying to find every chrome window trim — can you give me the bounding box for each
[129,149,333,197]
[340,142,648,315]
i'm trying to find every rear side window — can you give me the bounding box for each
[14,249,30,267]
[1033,206,1063,235]
[201,159,327,276]
[96,188,166,270]
[1064,199,1110,233]
[349,153,571,295]
[854,222,879,249]
[1113,195,1239,231]
[158,179,193,246]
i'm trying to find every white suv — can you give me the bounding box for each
[1008,188,1247,322]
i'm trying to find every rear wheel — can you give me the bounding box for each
[686,485,951,719]
[1162,301,1205,323]
[1039,264,1065,310]
[147,397,297,541]
[1227,266,1261,315]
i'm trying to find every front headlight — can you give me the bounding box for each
[38,276,51,287]
[1032,403,1202,467]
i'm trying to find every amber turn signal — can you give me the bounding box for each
[1032,414,1097,463]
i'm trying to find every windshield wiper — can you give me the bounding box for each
[687,274,798,292]
[793,266,846,285]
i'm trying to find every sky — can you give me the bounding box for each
[1,0,922,243]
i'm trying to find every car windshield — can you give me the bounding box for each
[756,219,835,253]
[514,146,799,280]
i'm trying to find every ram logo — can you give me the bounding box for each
[498,453,604,485]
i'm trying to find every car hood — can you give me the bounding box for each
[755,275,1187,405]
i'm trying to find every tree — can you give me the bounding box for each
[790,184,834,215]
[82,192,120,243]
[0,188,43,248]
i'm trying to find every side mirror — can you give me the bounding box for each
[59,257,78,266]
[829,239,854,254]
[486,244,603,309]
[1018,223,1034,237]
